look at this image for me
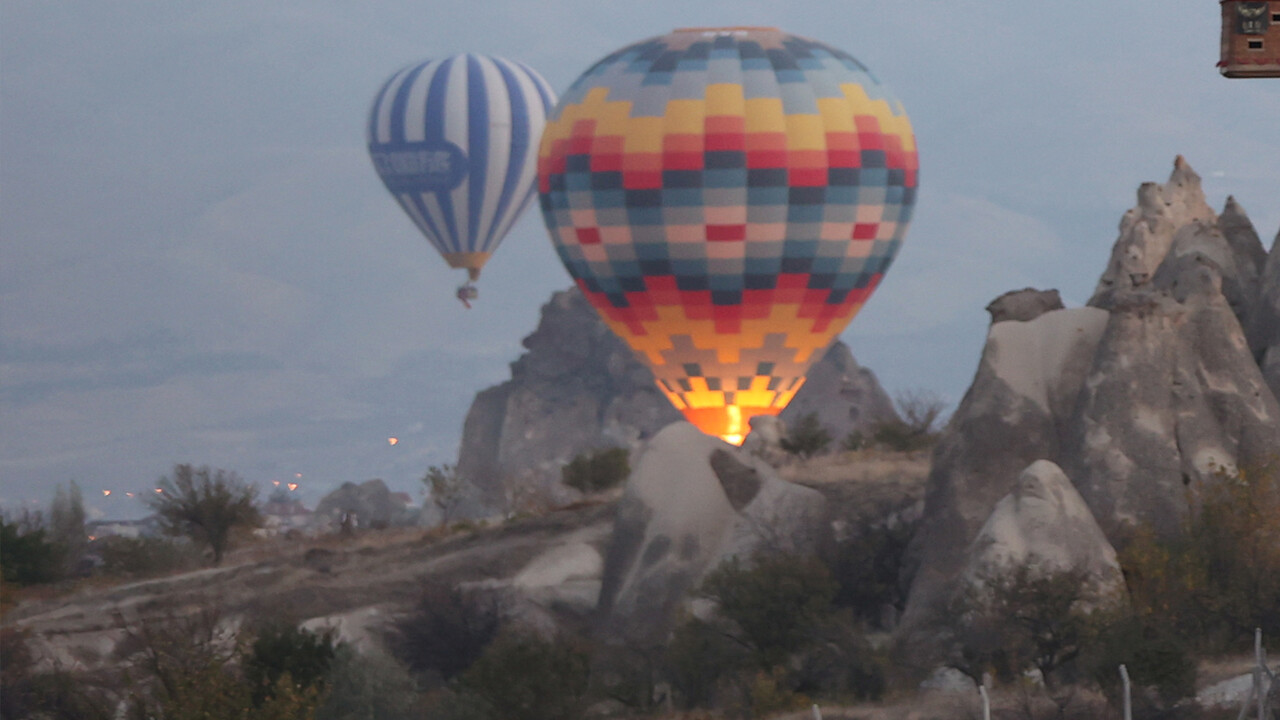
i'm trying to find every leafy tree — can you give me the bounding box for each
[423,464,467,527]
[146,464,261,565]
[49,481,88,575]
[560,447,630,494]
[0,512,61,586]
[779,413,832,459]
[947,565,1097,687]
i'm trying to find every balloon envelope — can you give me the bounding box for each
[538,27,917,443]
[369,54,556,281]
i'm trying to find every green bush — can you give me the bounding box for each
[1083,613,1196,711]
[389,582,501,682]
[0,516,62,586]
[97,535,200,578]
[460,629,590,720]
[699,552,838,669]
[827,519,916,629]
[779,413,832,458]
[561,447,630,494]
[1121,460,1280,652]
[315,644,420,720]
[244,622,336,707]
[793,613,886,702]
[665,617,746,709]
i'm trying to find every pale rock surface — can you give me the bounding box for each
[597,422,826,644]
[902,307,1109,625]
[1090,156,1216,307]
[960,460,1125,601]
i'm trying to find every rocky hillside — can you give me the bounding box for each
[903,156,1280,626]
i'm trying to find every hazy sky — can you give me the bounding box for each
[3,1,1278,518]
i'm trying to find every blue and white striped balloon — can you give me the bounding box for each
[368,54,556,284]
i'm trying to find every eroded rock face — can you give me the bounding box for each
[1067,264,1280,538]
[779,342,899,443]
[454,289,682,516]
[1249,228,1280,400]
[960,460,1125,603]
[1090,156,1217,307]
[597,423,826,645]
[902,307,1109,624]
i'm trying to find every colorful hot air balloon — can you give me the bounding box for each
[538,27,917,443]
[368,54,557,304]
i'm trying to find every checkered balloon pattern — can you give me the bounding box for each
[537,27,917,443]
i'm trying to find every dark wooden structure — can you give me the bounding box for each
[1220,1,1280,77]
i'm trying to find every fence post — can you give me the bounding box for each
[812,703,822,720]
[1119,664,1132,720]
[1257,628,1265,720]
[979,684,991,720]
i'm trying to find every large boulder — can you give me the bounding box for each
[901,307,1109,625]
[597,423,827,645]
[960,460,1125,603]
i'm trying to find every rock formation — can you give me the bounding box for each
[985,288,1065,324]
[1249,227,1280,400]
[778,341,899,443]
[454,289,681,515]
[904,157,1280,628]
[597,423,827,644]
[455,288,897,516]
[314,478,412,529]
[959,460,1125,604]
[902,307,1110,621]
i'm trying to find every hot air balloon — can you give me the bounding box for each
[538,27,917,443]
[369,54,557,305]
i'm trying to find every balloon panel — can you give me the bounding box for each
[369,54,557,276]
[539,28,917,442]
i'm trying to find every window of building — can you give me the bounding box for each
[1272,12,1280,22]
[1248,39,1265,49]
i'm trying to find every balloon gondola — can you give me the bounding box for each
[538,27,918,443]
[368,54,557,304]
